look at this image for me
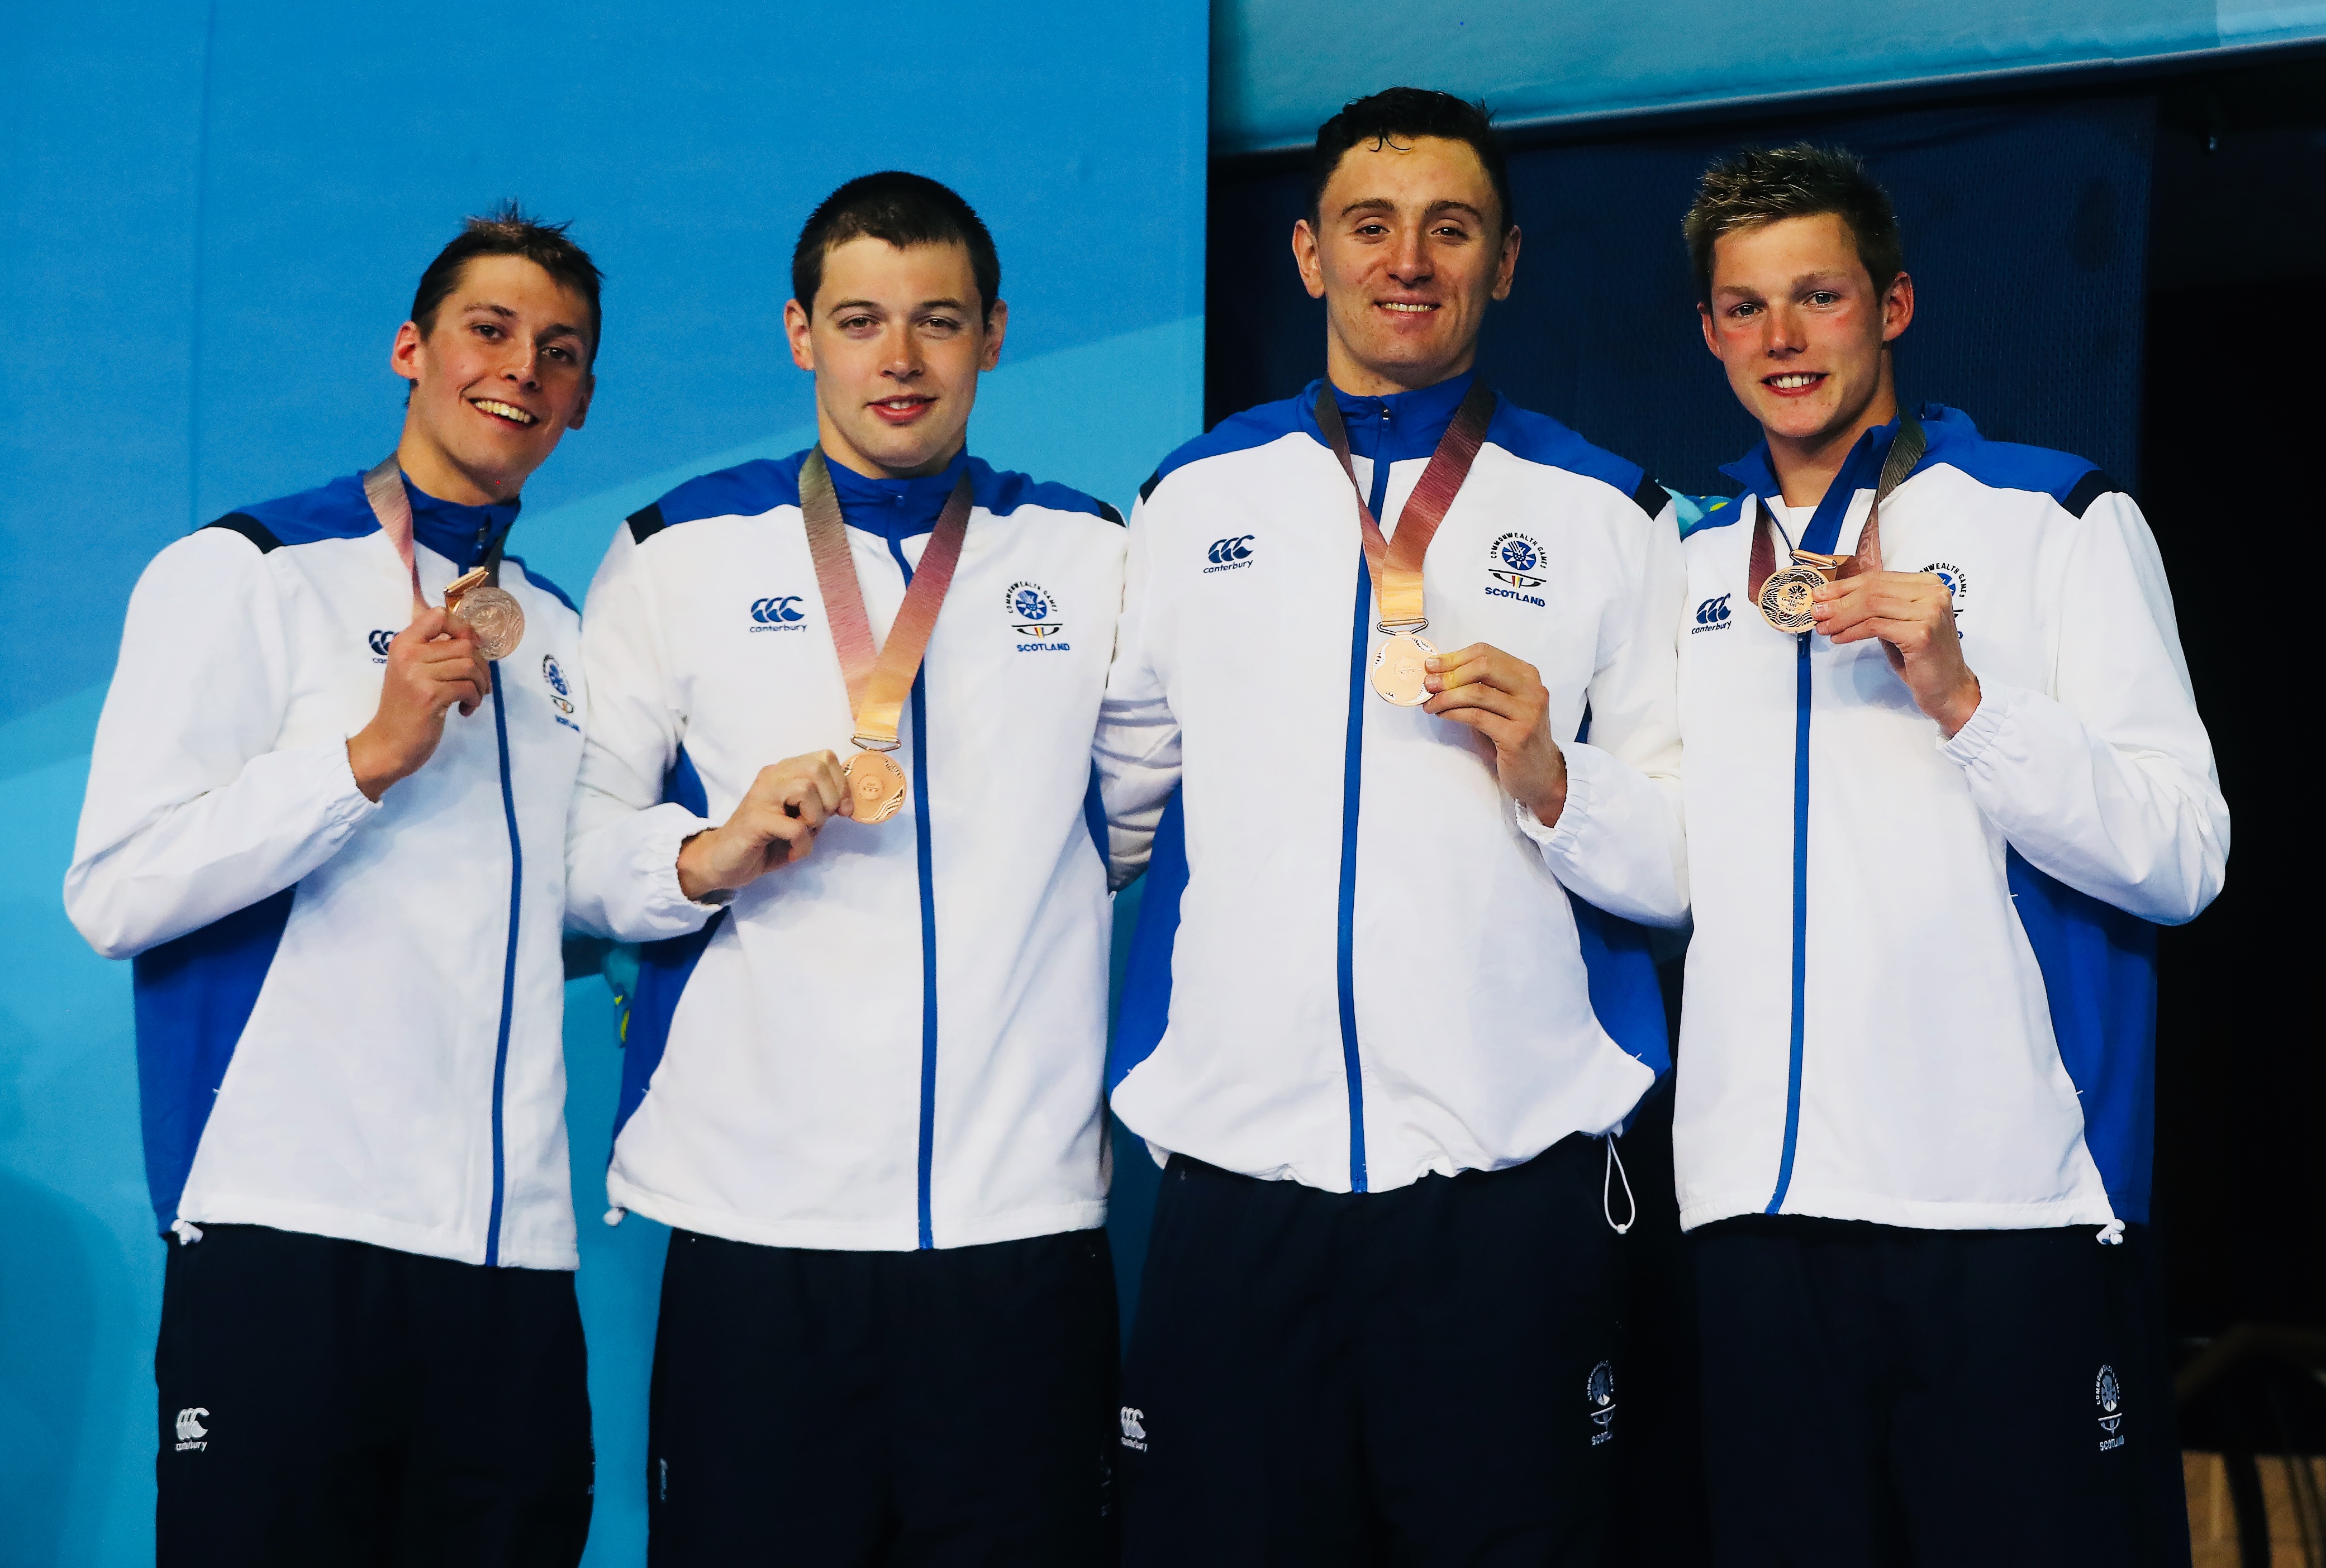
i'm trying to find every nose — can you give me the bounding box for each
[1763,303,1805,356]
[1386,224,1431,287]
[501,341,543,390]
[880,321,925,381]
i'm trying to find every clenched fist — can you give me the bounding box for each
[346,607,493,801]
[676,751,854,900]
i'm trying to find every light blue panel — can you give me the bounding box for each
[1212,0,2323,154]
[0,4,1206,1563]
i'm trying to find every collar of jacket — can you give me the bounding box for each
[822,445,972,543]
[1718,401,1975,504]
[1309,367,1481,466]
[400,473,519,571]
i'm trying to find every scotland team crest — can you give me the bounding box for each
[1488,531,1545,588]
[1006,580,1063,639]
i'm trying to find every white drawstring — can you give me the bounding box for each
[603,1207,626,1227]
[170,1219,204,1245]
[1602,1137,1635,1235]
[2096,1219,2125,1246]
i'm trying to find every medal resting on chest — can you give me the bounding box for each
[797,450,973,825]
[1314,382,1497,705]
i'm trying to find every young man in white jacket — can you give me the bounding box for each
[65,206,601,1565]
[1672,145,2225,1566]
[566,173,1126,1564]
[1098,89,1688,1563]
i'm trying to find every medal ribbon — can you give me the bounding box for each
[1746,415,1928,606]
[361,455,510,613]
[1315,380,1497,631]
[798,449,974,751]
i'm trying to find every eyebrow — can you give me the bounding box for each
[1336,197,1487,222]
[462,299,585,342]
[822,297,971,314]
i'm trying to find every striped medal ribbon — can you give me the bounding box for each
[360,457,526,660]
[1748,416,1928,635]
[1314,380,1497,705]
[798,449,974,824]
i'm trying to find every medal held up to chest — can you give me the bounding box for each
[1314,381,1497,706]
[1748,416,1927,635]
[797,450,973,826]
[362,457,526,661]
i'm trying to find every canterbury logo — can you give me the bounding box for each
[750,595,806,625]
[367,628,394,657]
[1694,594,1732,626]
[1206,536,1254,565]
[174,1407,208,1451]
[1119,1405,1148,1451]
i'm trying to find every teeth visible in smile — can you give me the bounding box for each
[472,399,536,425]
[1767,373,1820,389]
[1382,302,1436,313]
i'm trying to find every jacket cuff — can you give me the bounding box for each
[1937,680,2021,768]
[1514,740,1596,855]
[635,803,721,937]
[322,737,384,826]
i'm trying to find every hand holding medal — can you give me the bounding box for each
[1314,382,1495,706]
[673,751,854,900]
[799,449,971,826]
[1419,641,1569,826]
[362,456,528,662]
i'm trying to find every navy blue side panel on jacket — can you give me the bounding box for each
[612,746,715,1144]
[1335,554,1372,1194]
[2006,850,2158,1223]
[626,504,667,545]
[1109,788,1186,1093]
[1147,397,1312,494]
[2061,471,2126,520]
[1568,898,1670,1078]
[654,457,805,528]
[485,670,522,1267]
[132,888,296,1231]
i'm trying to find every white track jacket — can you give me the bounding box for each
[567,448,1126,1251]
[1100,373,1689,1194]
[1672,407,2227,1234]
[65,472,586,1269]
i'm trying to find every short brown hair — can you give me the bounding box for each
[1683,145,1901,307]
[410,201,603,361]
[792,172,1001,323]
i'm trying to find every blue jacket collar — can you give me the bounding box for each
[1307,368,1481,465]
[398,472,519,571]
[822,446,971,542]
[1719,401,1972,503]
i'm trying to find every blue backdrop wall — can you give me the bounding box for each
[0,4,1205,1562]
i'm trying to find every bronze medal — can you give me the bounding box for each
[844,749,908,825]
[1756,564,1825,635]
[1370,632,1436,707]
[443,570,526,661]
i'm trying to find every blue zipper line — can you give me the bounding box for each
[1336,552,1371,1194]
[1765,631,1811,1214]
[1759,425,1895,1214]
[887,536,941,1250]
[486,665,521,1265]
[1331,401,1395,1194]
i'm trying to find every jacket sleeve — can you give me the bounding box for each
[1515,489,1691,927]
[564,521,720,943]
[1939,489,2227,924]
[64,529,380,959]
[1093,487,1182,890]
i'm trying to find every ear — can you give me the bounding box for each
[784,298,816,373]
[1491,225,1521,302]
[978,298,1009,372]
[565,372,595,432]
[1880,271,1915,344]
[391,320,425,383]
[1291,219,1327,301]
[1699,303,1721,359]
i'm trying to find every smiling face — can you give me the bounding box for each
[391,252,594,504]
[785,236,1005,480]
[1293,135,1518,397]
[1700,211,1913,461]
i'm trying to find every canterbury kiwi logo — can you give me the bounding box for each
[1695,594,1732,626]
[367,628,394,657]
[751,595,806,625]
[1207,535,1254,565]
